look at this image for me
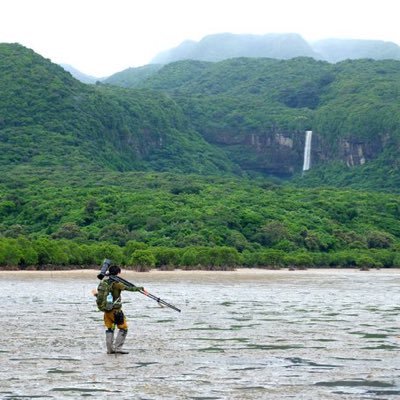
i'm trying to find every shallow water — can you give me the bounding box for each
[0,269,399,399]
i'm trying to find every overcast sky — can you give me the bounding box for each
[0,0,398,77]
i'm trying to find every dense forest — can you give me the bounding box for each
[1,43,400,270]
[2,167,400,270]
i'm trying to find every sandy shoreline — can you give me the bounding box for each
[0,267,344,276]
[0,267,289,278]
[1,267,399,282]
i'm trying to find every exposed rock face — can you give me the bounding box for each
[341,140,366,167]
[311,134,385,170]
[208,129,385,176]
[210,130,305,177]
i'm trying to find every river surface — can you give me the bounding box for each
[0,268,399,400]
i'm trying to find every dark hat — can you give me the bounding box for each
[109,265,121,276]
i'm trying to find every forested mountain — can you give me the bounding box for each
[104,57,400,189]
[0,43,236,175]
[67,34,400,83]
[2,43,400,188]
[1,42,400,270]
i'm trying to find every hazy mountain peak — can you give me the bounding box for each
[150,33,400,66]
[312,38,400,62]
[60,64,100,84]
[151,32,319,64]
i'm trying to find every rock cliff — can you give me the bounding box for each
[209,129,387,177]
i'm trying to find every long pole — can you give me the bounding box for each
[108,274,181,313]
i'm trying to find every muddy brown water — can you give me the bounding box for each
[0,269,399,399]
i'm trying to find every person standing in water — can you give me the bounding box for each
[102,265,143,354]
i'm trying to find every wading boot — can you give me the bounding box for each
[114,329,129,354]
[105,329,115,354]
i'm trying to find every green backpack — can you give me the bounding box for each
[96,280,114,311]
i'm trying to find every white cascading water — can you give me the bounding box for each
[302,130,312,172]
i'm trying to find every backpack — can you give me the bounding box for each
[96,279,114,311]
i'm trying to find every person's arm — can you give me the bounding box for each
[125,285,144,292]
[115,281,144,292]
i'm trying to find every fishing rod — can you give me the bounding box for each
[108,273,181,313]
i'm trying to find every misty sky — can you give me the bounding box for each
[0,0,398,77]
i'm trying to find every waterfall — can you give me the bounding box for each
[302,130,312,172]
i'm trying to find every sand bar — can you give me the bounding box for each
[1,267,399,283]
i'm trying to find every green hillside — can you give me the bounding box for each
[106,57,400,188]
[0,43,236,175]
[104,64,163,87]
[118,57,400,143]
